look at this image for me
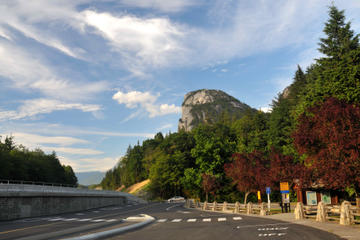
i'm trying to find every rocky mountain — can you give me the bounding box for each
[178,89,254,131]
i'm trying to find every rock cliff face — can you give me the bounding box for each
[178,89,254,131]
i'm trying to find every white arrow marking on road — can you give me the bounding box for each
[203,218,211,222]
[187,219,197,222]
[157,219,167,222]
[218,218,226,222]
[233,217,242,220]
[171,219,182,222]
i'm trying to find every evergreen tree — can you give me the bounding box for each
[319,6,359,60]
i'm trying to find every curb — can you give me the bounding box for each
[63,214,155,240]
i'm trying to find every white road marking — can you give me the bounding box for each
[171,219,182,222]
[258,227,288,231]
[78,218,92,222]
[157,219,167,222]
[187,219,197,222]
[203,218,211,222]
[106,219,117,222]
[91,219,106,222]
[277,233,287,236]
[64,218,78,221]
[233,217,242,220]
[48,218,64,221]
[166,204,181,211]
[218,218,226,222]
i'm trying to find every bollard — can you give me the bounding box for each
[340,201,353,225]
[247,202,253,214]
[234,201,239,213]
[223,201,228,212]
[213,201,217,211]
[203,201,208,211]
[260,202,267,216]
[294,202,305,220]
[316,201,327,222]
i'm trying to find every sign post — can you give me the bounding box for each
[266,187,271,211]
[280,182,290,213]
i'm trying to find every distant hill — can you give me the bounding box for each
[75,171,105,186]
[178,89,255,131]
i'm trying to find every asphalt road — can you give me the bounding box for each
[0,202,342,240]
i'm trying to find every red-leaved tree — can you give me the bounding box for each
[293,97,360,196]
[269,149,313,190]
[201,173,219,202]
[224,151,269,204]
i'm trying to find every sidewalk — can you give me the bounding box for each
[260,213,360,240]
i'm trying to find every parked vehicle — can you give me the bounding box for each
[167,196,185,203]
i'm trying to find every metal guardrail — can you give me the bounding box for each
[0,179,76,188]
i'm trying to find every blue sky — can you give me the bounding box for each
[1,0,359,172]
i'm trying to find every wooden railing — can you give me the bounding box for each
[295,201,360,225]
[186,200,268,216]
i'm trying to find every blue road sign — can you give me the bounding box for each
[266,187,271,194]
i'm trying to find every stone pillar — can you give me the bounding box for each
[223,201,228,212]
[340,201,353,225]
[294,202,305,220]
[213,201,217,211]
[247,202,253,214]
[316,201,327,222]
[185,199,190,208]
[260,202,267,216]
[203,201,208,211]
[234,201,239,213]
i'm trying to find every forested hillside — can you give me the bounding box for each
[0,136,78,185]
[101,6,360,202]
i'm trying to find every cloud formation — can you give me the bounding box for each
[112,91,181,118]
[0,99,101,121]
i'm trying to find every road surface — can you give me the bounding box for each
[0,202,341,240]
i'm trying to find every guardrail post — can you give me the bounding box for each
[316,201,326,222]
[223,201,228,212]
[203,201,208,210]
[260,202,267,216]
[340,201,353,225]
[213,201,217,211]
[294,202,305,220]
[247,202,253,214]
[234,201,239,213]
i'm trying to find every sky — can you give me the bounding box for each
[1,0,359,173]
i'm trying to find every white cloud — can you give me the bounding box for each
[157,123,173,131]
[43,147,103,155]
[59,155,118,172]
[82,10,187,76]
[4,132,88,147]
[0,99,101,121]
[259,106,272,113]
[112,91,181,118]
[118,0,201,13]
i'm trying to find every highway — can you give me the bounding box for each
[0,202,341,240]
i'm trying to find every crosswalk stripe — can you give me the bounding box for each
[91,219,106,222]
[48,218,64,221]
[78,218,92,222]
[106,219,117,222]
[203,218,211,222]
[233,217,242,220]
[171,219,182,222]
[187,219,197,222]
[64,218,78,221]
[218,218,226,222]
[157,219,167,222]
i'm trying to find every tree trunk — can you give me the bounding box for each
[244,192,250,204]
[206,192,209,202]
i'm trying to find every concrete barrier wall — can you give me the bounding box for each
[0,184,144,221]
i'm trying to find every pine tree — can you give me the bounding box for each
[318,6,359,59]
